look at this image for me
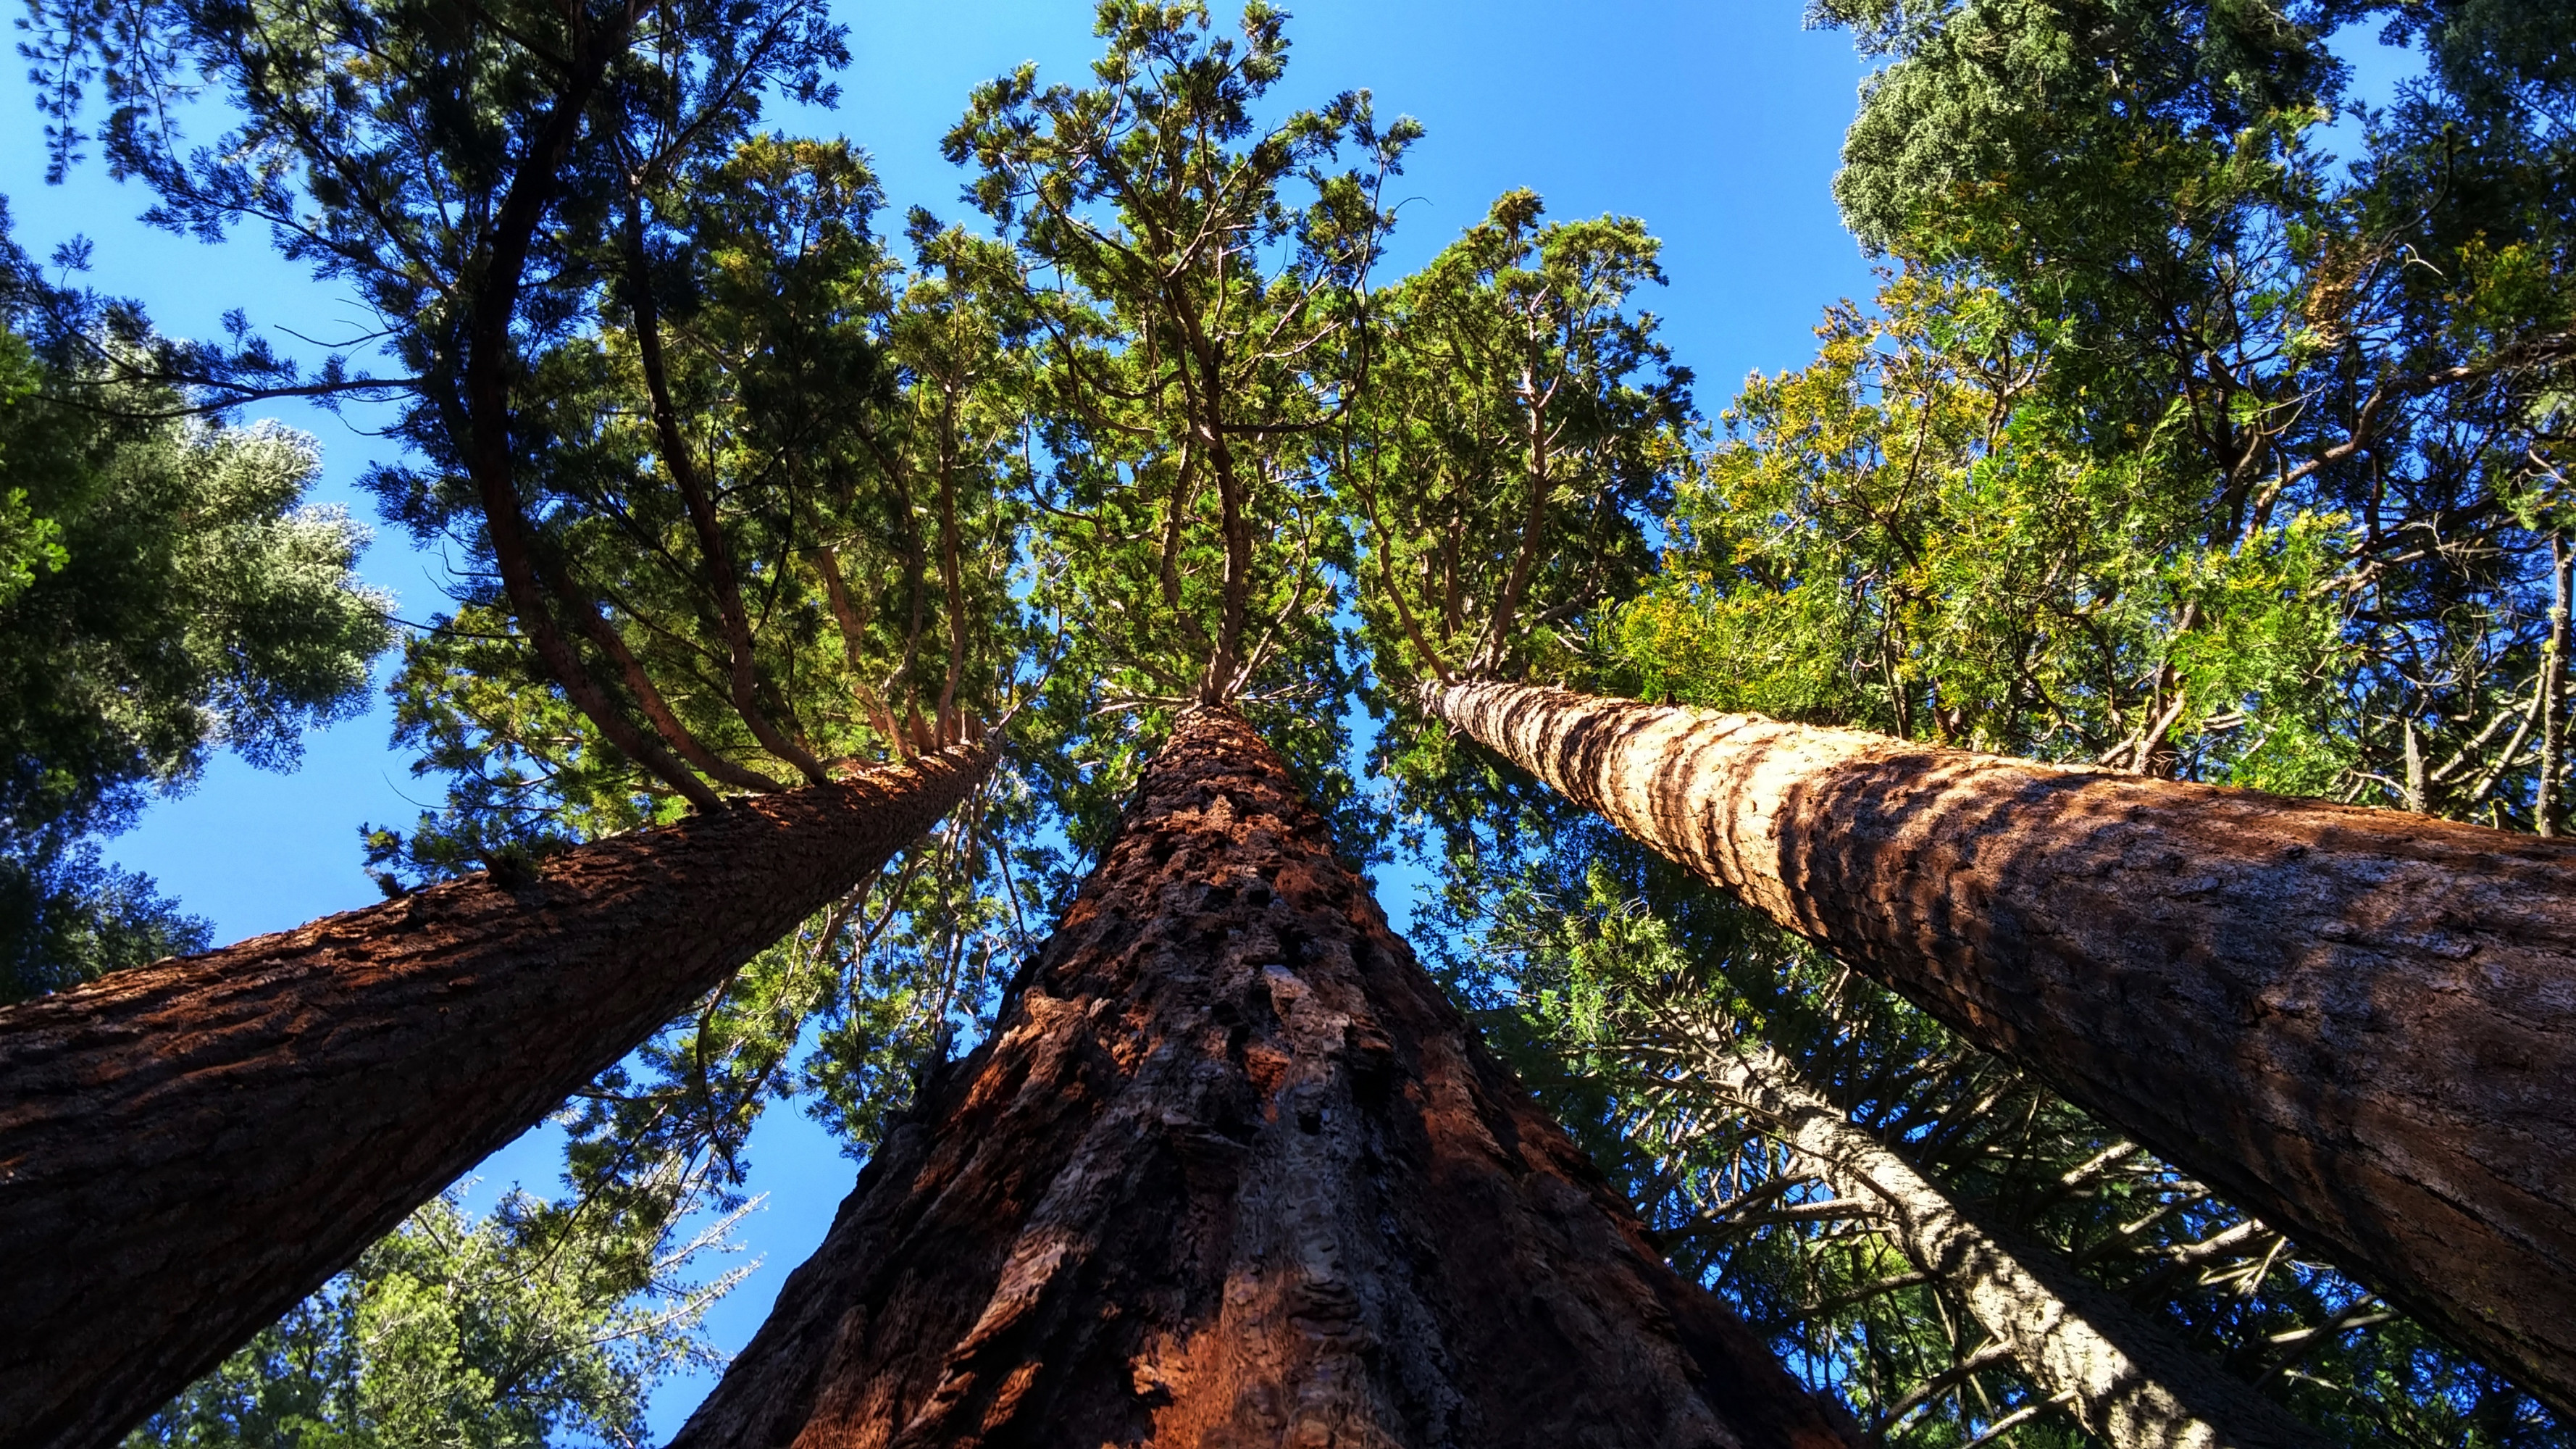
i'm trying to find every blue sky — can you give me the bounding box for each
[1,0,2433,1437]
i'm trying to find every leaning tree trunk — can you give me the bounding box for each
[672,709,1857,1449]
[1423,678,2576,1416]
[1663,1024,2329,1449]
[0,743,993,1449]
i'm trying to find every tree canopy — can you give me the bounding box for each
[15,0,2574,1442]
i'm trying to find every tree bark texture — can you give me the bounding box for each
[0,743,994,1449]
[1422,678,2576,1416]
[670,708,1857,1449]
[1678,1030,2329,1449]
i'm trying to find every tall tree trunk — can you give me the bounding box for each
[672,709,1856,1449]
[1422,678,2576,1417]
[0,743,994,1449]
[1663,1024,2329,1449]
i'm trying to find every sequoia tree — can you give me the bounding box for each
[0,742,993,1449]
[1549,251,2570,1439]
[1417,678,2576,1414]
[1341,0,2576,1420]
[672,707,1857,1448]
[645,7,1870,1442]
[0,0,1025,1440]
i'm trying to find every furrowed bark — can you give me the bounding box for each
[1423,677,2576,1415]
[1668,1028,2330,1449]
[672,708,1856,1449]
[0,743,993,1449]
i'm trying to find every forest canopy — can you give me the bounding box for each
[6,0,2569,1445]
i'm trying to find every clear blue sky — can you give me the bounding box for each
[1,1,1879,1436]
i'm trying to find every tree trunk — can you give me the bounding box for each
[1423,678,2576,1416]
[0,743,993,1449]
[1669,1024,2329,1449]
[671,708,1857,1449]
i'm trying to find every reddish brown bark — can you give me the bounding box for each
[0,743,992,1449]
[1424,677,2576,1415]
[671,709,1855,1449]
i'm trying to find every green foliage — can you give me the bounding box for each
[1348,188,1690,688]
[0,346,390,843]
[1825,0,2342,260]
[1341,189,1693,876]
[1612,269,2351,782]
[1804,0,2576,820]
[0,233,391,998]
[362,131,1036,848]
[945,0,1413,859]
[0,333,67,601]
[0,838,211,1003]
[125,1180,747,1448]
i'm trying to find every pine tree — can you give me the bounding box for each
[0,230,393,1001]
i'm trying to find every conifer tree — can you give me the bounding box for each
[1358,0,2576,1421]
[1419,838,2563,1446]
[1413,673,2576,1417]
[672,7,1854,1442]
[14,1,2576,1443]
[0,228,394,1001]
[0,1,1016,1441]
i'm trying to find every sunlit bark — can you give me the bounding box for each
[1425,677,2576,1415]
[673,709,1855,1448]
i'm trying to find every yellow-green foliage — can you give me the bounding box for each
[1615,270,2351,787]
[125,1186,743,1448]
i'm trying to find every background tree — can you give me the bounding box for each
[1812,0,2575,815]
[126,1171,750,1449]
[0,220,392,1002]
[1615,269,2350,782]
